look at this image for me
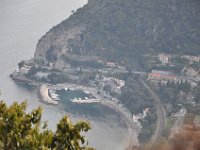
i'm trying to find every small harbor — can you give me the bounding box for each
[49,89,59,101]
[40,83,102,105]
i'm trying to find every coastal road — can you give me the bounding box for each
[140,79,166,150]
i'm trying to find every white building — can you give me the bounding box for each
[182,55,200,63]
[159,53,172,64]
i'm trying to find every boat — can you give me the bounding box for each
[71,98,101,104]
[49,92,59,101]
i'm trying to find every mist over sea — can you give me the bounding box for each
[0,0,129,149]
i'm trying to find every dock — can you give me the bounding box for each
[71,98,102,104]
[39,84,58,105]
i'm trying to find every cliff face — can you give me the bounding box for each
[34,0,200,67]
[34,25,85,67]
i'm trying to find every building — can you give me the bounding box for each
[20,66,31,74]
[112,78,125,89]
[148,70,178,82]
[182,67,198,77]
[35,72,49,79]
[158,53,172,64]
[182,55,200,63]
[151,70,171,75]
[132,108,149,123]
[106,62,116,68]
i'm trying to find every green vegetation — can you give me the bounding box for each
[36,0,200,69]
[18,61,25,69]
[191,82,200,104]
[46,46,57,62]
[47,72,70,84]
[194,115,200,122]
[0,100,94,150]
[162,117,176,138]
[156,80,191,112]
[26,66,38,78]
[138,114,157,143]
[62,55,103,69]
[120,76,155,114]
[119,75,157,142]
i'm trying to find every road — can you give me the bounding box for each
[140,79,166,150]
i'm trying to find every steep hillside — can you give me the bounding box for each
[34,0,200,68]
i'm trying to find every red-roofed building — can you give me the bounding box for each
[106,62,116,68]
[148,70,178,82]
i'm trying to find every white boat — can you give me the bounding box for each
[49,89,53,93]
[84,90,90,94]
[71,99,101,104]
[50,92,60,100]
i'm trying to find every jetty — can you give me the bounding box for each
[71,98,102,104]
[39,84,58,105]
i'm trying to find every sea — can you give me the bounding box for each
[0,0,129,149]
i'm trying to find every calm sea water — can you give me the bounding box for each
[0,0,129,149]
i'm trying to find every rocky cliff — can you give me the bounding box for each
[34,0,200,68]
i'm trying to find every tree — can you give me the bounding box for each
[18,61,25,69]
[26,66,38,77]
[0,100,94,150]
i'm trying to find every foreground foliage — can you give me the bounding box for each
[0,100,94,150]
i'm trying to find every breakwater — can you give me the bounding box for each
[39,84,57,105]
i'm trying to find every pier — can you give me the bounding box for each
[39,84,58,105]
[71,98,102,104]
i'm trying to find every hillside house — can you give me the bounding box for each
[106,62,116,68]
[159,53,172,64]
[182,55,200,63]
[148,70,178,82]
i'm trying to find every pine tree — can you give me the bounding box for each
[0,100,94,150]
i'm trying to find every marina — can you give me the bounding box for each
[49,89,59,101]
[40,84,100,105]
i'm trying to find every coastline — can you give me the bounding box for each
[12,77,141,147]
